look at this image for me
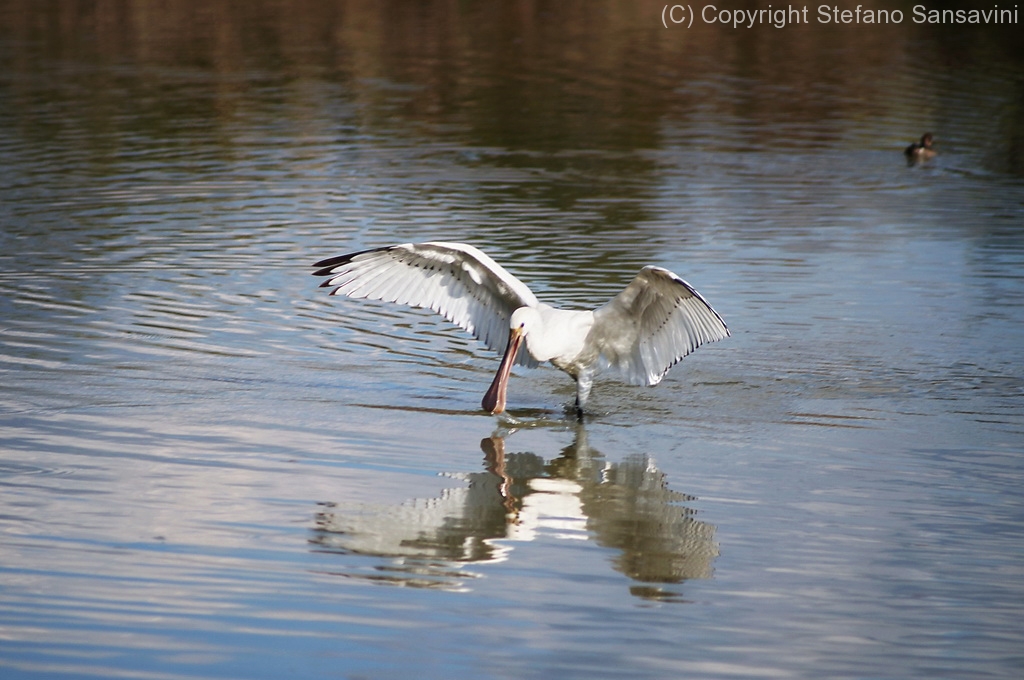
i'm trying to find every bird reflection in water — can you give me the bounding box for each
[311,425,718,600]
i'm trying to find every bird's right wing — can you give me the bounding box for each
[312,242,540,364]
[590,266,730,385]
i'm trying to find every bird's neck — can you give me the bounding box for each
[525,306,595,365]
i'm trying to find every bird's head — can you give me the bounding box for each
[509,306,541,337]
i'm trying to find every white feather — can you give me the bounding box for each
[591,266,730,386]
[314,242,540,366]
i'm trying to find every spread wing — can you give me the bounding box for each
[590,266,730,385]
[312,242,540,365]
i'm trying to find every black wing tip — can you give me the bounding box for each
[312,263,342,277]
[311,253,355,275]
[312,244,401,276]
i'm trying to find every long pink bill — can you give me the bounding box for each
[481,328,523,414]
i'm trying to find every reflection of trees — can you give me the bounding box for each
[311,424,717,599]
[6,0,1020,280]
[7,0,1010,146]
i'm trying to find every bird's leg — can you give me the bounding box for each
[574,372,593,420]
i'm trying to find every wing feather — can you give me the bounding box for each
[591,266,730,385]
[313,242,540,365]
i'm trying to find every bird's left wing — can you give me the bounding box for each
[590,266,730,385]
[312,242,540,364]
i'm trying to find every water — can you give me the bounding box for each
[2,2,1024,678]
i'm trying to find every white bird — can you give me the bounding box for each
[312,242,730,415]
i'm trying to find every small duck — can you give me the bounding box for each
[905,133,936,165]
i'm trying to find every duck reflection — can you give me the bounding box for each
[311,424,717,598]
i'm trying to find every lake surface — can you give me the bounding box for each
[2,2,1023,678]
